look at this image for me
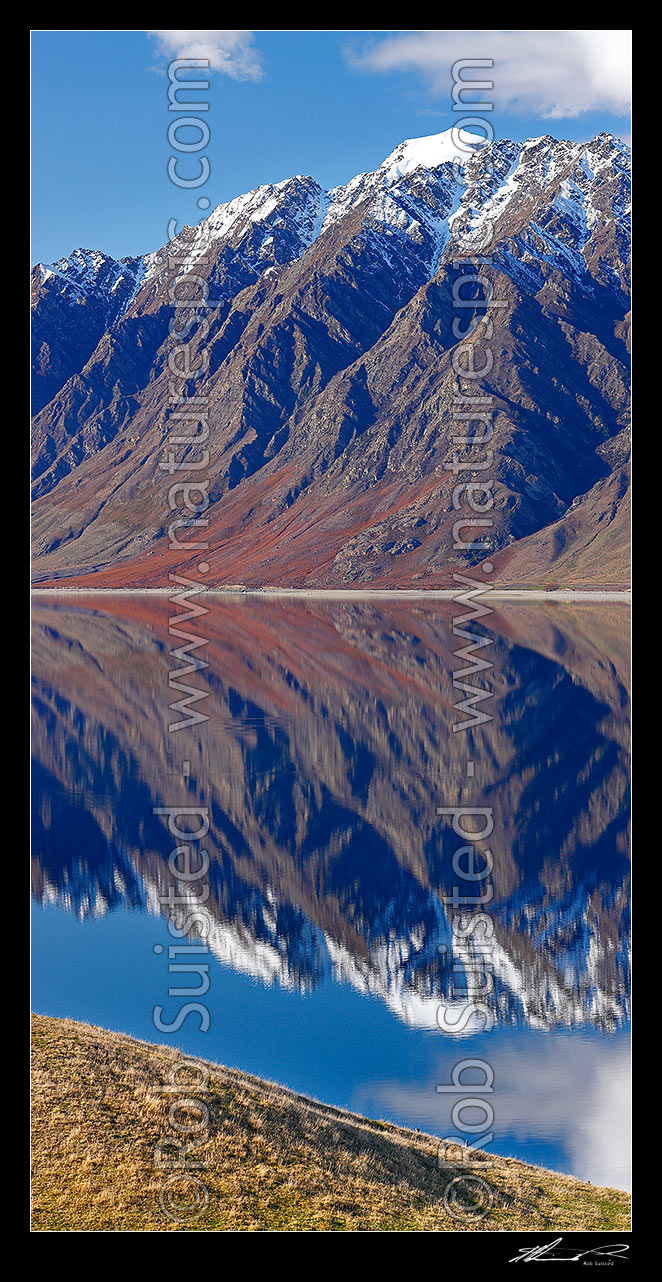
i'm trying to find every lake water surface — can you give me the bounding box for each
[31,595,631,1190]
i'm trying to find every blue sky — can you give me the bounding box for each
[31,30,631,266]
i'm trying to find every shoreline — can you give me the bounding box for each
[31,587,632,601]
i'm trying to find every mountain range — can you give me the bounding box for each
[31,128,631,588]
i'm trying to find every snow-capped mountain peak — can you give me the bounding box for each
[37,246,144,300]
[31,129,630,434]
[34,129,630,322]
[378,127,486,181]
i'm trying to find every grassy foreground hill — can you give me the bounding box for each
[31,1015,630,1233]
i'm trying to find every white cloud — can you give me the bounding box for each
[355,1033,631,1191]
[148,30,263,81]
[348,30,631,119]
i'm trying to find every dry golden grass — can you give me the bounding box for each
[32,1015,630,1233]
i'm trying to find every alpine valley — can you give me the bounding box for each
[31,129,631,589]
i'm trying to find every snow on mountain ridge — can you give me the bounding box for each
[31,128,499,294]
[33,130,630,321]
[38,246,144,301]
[378,126,486,180]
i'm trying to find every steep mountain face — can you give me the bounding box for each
[489,433,630,588]
[31,598,630,1030]
[31,249,146,414]
[31,129,631,587]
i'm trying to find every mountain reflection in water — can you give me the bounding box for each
[31,596,631,1188]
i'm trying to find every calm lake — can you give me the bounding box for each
[31,595,631,1191]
